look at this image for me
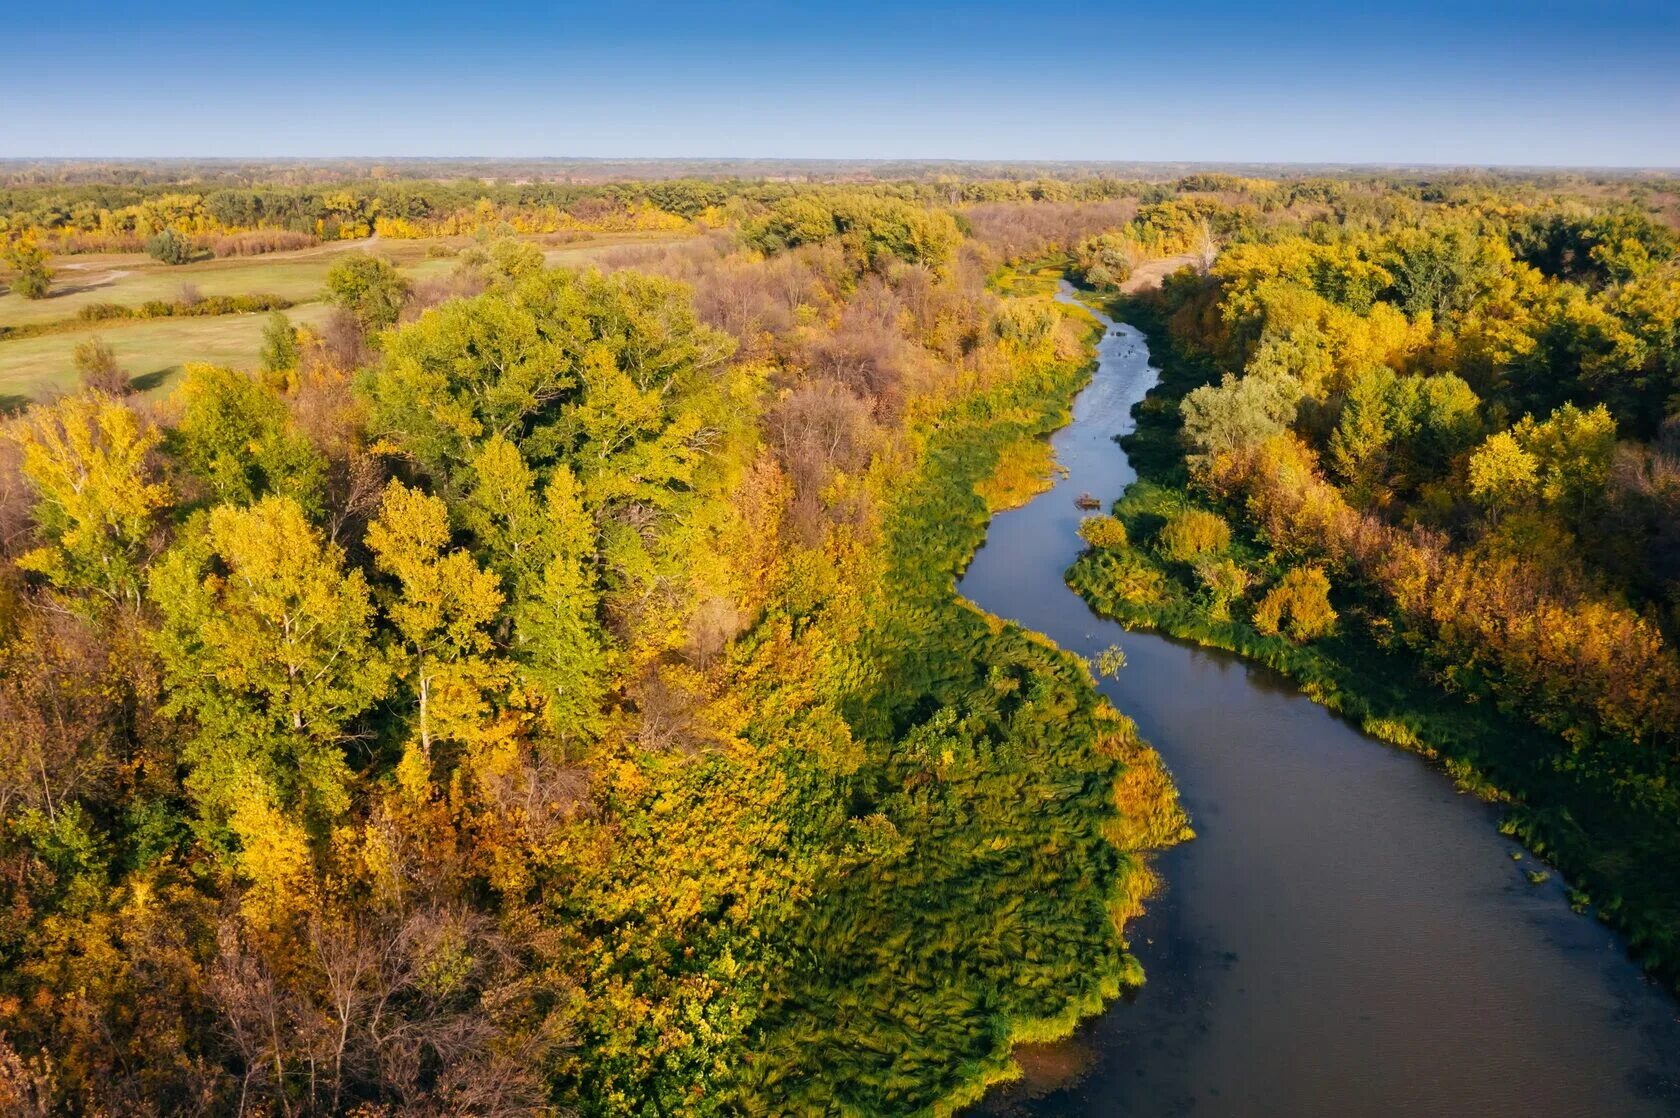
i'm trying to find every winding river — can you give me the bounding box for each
[959,285,1680,1117]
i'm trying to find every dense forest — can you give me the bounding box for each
[0,179,1187,1114]
[3,162,1680,1113]
[1065,180,1680,987]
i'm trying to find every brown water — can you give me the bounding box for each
[959,286,1680,1117]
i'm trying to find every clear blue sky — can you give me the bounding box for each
[4,1,1677,166]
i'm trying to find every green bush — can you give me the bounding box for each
[145,228,195,265]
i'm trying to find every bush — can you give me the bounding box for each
[209,230,317,257]
[1078,515,1129,550]
[1193,556,1251,620]
[145,228,195,265]
[1252,566,1337,642]
[5,234,52,299]
[1157,507,1231,562]
[72,336,129,394]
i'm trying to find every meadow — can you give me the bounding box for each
[0,231,692,400]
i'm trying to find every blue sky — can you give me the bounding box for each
[4,1,1677,165]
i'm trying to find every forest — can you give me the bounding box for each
[3,162,1680,1113]
[0,171,1190,1115]
[1064,176,1680,988]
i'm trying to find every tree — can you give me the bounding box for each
[1515,402,1617,519]
[258,310,299,374]
[461,438,606,737]
[361,267,734,491]
[4,232,52,299]
[1468,430,1539,517]
[1077,515,1128,551]
[11,392,170,607]
[488,237,545,282]
[365,479,508,777]
[149,496,389,835]
[324,252,409,332]
[1180,370,1300,463]
[172,363,326,511]
[144,228,194,265]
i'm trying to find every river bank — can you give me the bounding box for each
[964,284,1680,1116]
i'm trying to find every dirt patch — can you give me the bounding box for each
[1121,253,1199,293]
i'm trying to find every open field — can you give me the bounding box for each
[0,231,693,403]
[0,302,338,406]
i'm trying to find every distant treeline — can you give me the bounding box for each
[16,169,1672,254]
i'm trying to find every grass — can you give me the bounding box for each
[1067,293,1680,994]
[0,302,337,405]
[0,231,694,402]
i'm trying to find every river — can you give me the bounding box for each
[958,284,1680,1117]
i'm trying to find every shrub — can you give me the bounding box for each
[78,302,131,322]
[1252,566,1337,642]
[145,228,195,265]
[1193,555,1251,620]
[5,234,52,299]
[1157,507,1231,562]
[1078,515,1129,551]
[71,336,129,394]
[210,230,317,257]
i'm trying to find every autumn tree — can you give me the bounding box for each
[10,393,170,607]
[4,232,52,299]
[1252,566,1337,641]
[365,479,509,780]
[172,363,326,512]
[149,497,388,855]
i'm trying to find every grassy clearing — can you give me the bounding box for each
[0,302,337,405]
[2,231,689,328]
[0,231,694,402]
[1068,294,1680,992]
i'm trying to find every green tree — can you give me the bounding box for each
[462,437,606,736]
[324,251,410,331]
[361,267,733,491]
[149,496,389,833]
[1180,371,1300,463]
[172,364,326,511]
[258,310,299,373]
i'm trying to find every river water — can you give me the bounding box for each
[959,285,1680,1117]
